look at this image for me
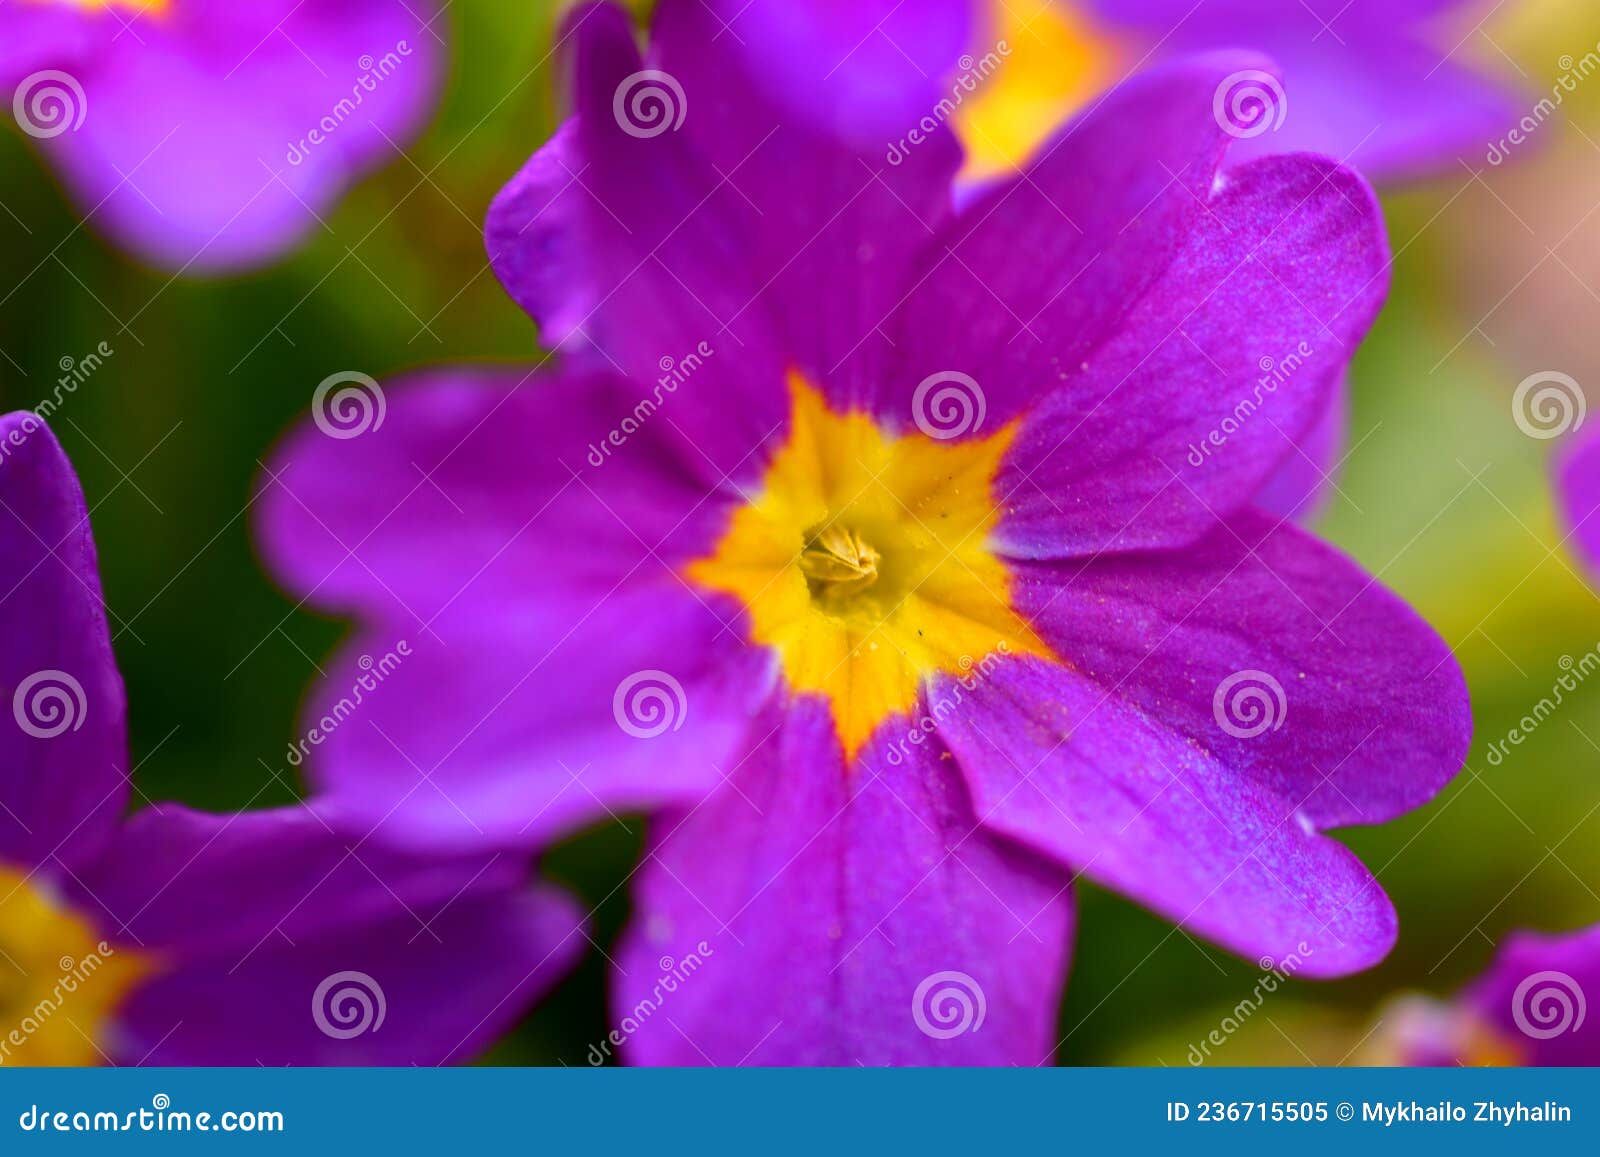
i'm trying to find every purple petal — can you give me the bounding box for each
[75,804,585,1065]
[256,367,774,851]
[995,154,1389,558]
[0,413,127,871]
[1008,509,1470,831]
[1465,924,1600,1067]
[255,364,729,626]
[1556,427,1600,577]
[1253,373,1348,523]
[615,698,1074,1065]
[24,1,443,272]
[935,511,1468,975]
[652,0,963,409]
[886,53,1251,433]
[676,0,973,144]
[485,3,786,485]
[1084,0,1522,182]
[295,592,772,853]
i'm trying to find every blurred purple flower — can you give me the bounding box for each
[1,1,444,272]
[1375,925,1599,1066]
[0,412,581,1065]
[257,1,1470,1065]
[954,0,1523,186]
[1557,423,1600,575]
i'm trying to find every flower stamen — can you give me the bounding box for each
[799,524,881,604]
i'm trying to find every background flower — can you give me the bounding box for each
[0,413,583,1065]
[1,0,445,272]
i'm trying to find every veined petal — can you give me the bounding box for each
[615,698,1074,1065]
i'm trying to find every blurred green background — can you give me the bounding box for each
[3,0,1599,1065]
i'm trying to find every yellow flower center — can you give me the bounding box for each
[687,373,1051,759]
[0,866,150,1067]
[954,0,1125,180]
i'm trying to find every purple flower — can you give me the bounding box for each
[949,0,1522,185]
[1373,925,1600,1066]
[257,1,1471,1064]
[1557,423,1600,575]
[1,1,443,272]
[0,412,581,1065]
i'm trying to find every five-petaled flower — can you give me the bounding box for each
[0,413,582,1065]
[256,0,1471,1064]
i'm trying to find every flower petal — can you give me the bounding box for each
[615,698,1074,1065]
[884,53,1253,432]
[1008,509,1470,831]
[994,154,1389,558]
[255,364,728,626]
[77,805,585,1065]
[485,2,787,485]
[937,655,1397,975]
[296,592,772,853]
[651,0,963,408]
[1556,427,1600,577]
[935,512,1467,974]
[1466,924,1600,1067]
[31,1,443,271]
[0,414,127,871]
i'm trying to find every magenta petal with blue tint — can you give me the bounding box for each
[0,412,584,1065]
[615,700,1074,1065]
[4,1,444,272]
